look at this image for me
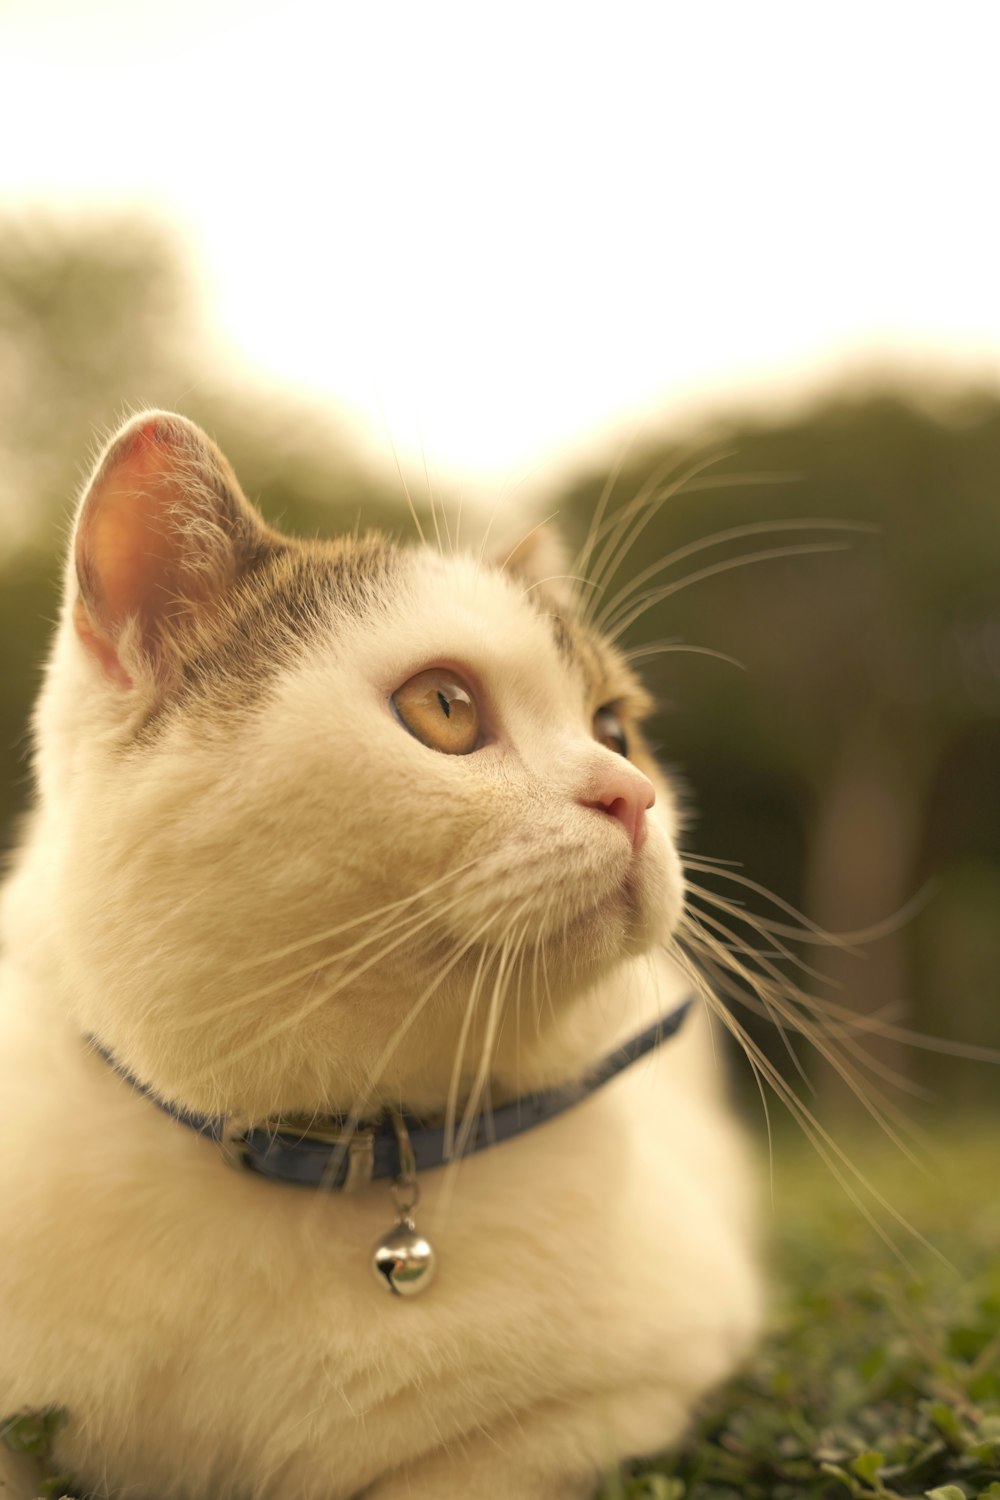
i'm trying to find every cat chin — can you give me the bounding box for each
[432,811,681,947]
[561,825,683,957]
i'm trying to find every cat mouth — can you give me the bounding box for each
[440,836,658,953]
[560,860,648,943]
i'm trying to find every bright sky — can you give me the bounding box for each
[1,0,998,494]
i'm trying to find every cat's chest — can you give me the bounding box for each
[0,995,756,1500]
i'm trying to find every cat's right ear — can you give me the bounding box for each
[496,522,577,610]
[70,411,270,690]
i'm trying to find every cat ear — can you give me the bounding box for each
[497,522,577,610]
[71,411,270,689]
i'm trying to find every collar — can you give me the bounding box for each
[88,995,693,1192]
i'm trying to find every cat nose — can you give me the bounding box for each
[580,763,656,851]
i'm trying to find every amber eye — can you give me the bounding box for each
[593,705,629,757]
[391,668,481,755]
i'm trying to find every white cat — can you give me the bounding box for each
[0,412,761,1499]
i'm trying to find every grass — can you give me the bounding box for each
[6,1117,999,1500]
[600,1116,1000,1500]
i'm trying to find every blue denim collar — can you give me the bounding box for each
[89,996,693,1191]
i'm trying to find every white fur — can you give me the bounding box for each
[0,417,761,1499]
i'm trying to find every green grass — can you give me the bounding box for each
[6,1119,999,1500]
[601,1118,1000,1500]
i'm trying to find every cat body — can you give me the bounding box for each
[0,414,760,1499]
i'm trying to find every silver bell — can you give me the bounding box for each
[372,1217,437,1297]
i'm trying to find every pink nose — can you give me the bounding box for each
[581,765,656,851]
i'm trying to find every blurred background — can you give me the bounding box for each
[1,0,997,1118]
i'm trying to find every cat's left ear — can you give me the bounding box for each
[70,411,271,690]
[497,522,577,609]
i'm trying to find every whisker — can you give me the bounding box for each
[594,518,874,635]
[684,876,1000,1066]
[361,909,503,1110]
[453,934,513,1161]
[570,425,646,588]
[538,893,559,1032]
[780,987,1000,1066]
[684,881,843,986]
[668,939,950,1270]
[169,880,473,1033]
[679,916,934,1140]
[683,909,817,1100]
[417,426,448,556]
[227,856,490,973]
[681,851,745,868]
[604,542,855,644]
[585,453,758,624]
[452,490,465,554]
[186,890,477,1092]
[497,512,560,572]
[623,640,746,672]
[685,927,935,1116]
[582,449,735,624]
[443,931,499,1161]
[681,856,858,948]
[684,859,942,952]
[455,913,531,1162]
[497,914,534,1108]
[521,574,600,599]
[476,493,505,571]
[574,456,800,622]
[380,412,425,547]
[300,911,503,1207]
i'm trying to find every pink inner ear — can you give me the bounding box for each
[73,416,224,687]
[81,458,179,617]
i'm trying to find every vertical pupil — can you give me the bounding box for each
[437,690,451,718]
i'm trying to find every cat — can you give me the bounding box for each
[0,411,761,1499]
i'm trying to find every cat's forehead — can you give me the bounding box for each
[147,530,644,738]
[396,545,638,710]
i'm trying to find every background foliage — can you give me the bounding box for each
[1,211,998,1500]
[557,395,1000,1106]
[603,1127,1000,1500]
[2,213,996,1110]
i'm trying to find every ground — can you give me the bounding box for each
[5,1117,999,1500]
[600,1116,1000,1500]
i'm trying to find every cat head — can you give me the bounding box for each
[26,412,684,1118]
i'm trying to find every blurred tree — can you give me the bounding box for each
[0,216,191,544]
[1,214,997,1105]
[0,214,405,853]
[556,392,1000,1100]
[0,214,405,543]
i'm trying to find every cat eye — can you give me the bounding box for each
[593,706,629,757]
[391,668,481,755]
